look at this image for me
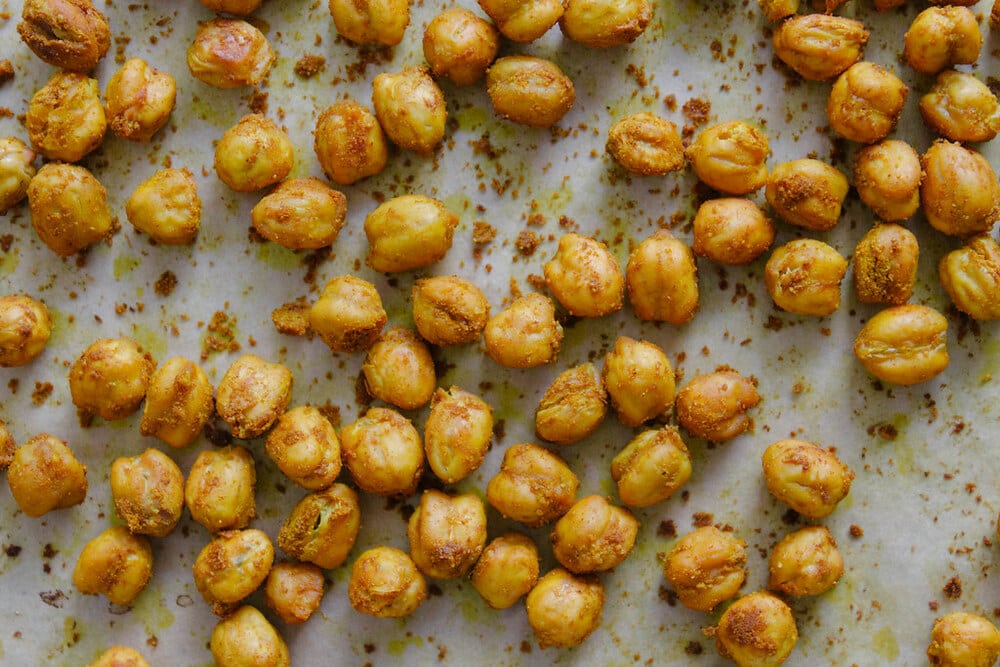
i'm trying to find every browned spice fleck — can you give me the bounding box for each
[682,97,711,127]
[515,230,540,256]
[271,300,312,337]
[0,60,13,87]
[5,544,21,558]
[943,576,962,600]
[294,54,326,78]
[154,270,177,297]
[249,89,268,115]
[849,524,864,538]
[39,590,68,608]
[31,382,53,405]
[692,512,713,527]
[0,235,13,252]
[200,310,241,360]
[658,584,678,606]
[8,378,19,394]
[657,520,677,537]
[684,641,703,655]
[929,601,939,611]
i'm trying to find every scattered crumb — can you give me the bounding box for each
[942,576,962,600]
[0,60,13,87]
[154,270,177,297]
[271,299,311,337]
[294,54,326,78]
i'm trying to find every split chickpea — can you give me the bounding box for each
[126,168,202,245]
[187,18,275,89]
[110,448,184,538]
[411,276,490,346]
[140,356,214,449]
[762,439,854,519]
[603,336,675,427]
[362,327,436,410]
[309,275,387,353]
[852,223,919,306]
[484,293,563,368]
[340,407,424,497]
[626,229,699,324]
[193,528,274,616]
[215,353,293,439]
[264,405,341,490]
[939,234,1000,320]
[277,483,361,569]
[314,100,388,186]
[105,58,176,142]
[27,163,113,256]
[408,490,487,579]
[764,239,847,317]
[854,304,950,385]
[544,233,624,318]
[471,533,540,609]
[365,194,458,273]
[184,445,256,532]
[686,120,769,195]
[675,370,760,442]
[611,427,691,508]
[663,526,746,612]
[251,178,347,250]
[486,56,576,128]
[423,9,499,86]
[852,139,922,222]
[7,433,88,517]
[0,294,51,368]
[214,114,294,193]
[73,526,153,606]
[372,67,447,155]
[692,198,774,265]
[210,606,289,667]
[423,386,493,484]
[535,363,607,445]
[26,71,106,163]
[487,443,579,527]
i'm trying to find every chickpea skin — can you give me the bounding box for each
[772,15,868,82]
[852,139,922,222]
[252,178,347,250]
[526,568,605,649]
[265,406,341,490]
[626,229,699,324]
[765,159,848,231]
[26,71,106,162]
[7,433,88,517]
[309,275,387,352]
[215,354,293,439]
[663,526,746,612]
[424,386,493,484]
[852,223,919,305]
[551,495,639,574]
[904,7,981,76]
[18,0,110,72]
[110,448,184,538]
[483,293,564,368]
[215,114,294,193]
[187,18,275,89]
[73,526,153,606]
[768,526,844,597]
[486,443,579,527]
[423,9,499,86]
[26,163,113,256]
[105,58,176,142]
[0,294,51,367]
[184,445,256,532]
[765,239,847,317]
[408,490,487,579]
[277,483,361,568]
[365,194,458,273]
[126,168,202,245]
[329,0,409,46]
[486,56,576,128]
[854,304,950,385]
[211,606,290,667]
[362,327,436,410]
[471,533,540,609]
[265,562,325,625]
[349,546,427,618]
[535,363,607,445]
[927,612,1000,667]
[827,62,908,144]
[314,100,388,186]
[559,0,652,48]
[714,591,798,667]
[411,276,490,346]
[340,407,424,497]
[940,234,1000,320]
[194,528,274,616]
[88,646,150,667]
[611,427,691,508]
[372,67,447,154]
[921,140,1000,237]
[199,0,262,15]
[762,439,854,519]
[140,356,214,448]
[69,338,155,421]
[544,233,624,318]
[686,120,769,195]
[0,137,36,213]
[606,112,684,176]
[676,370,761,442]
[692,198,775,265]
[602,336,675,427]
[920,70,1000,144]
[477,0,563,42]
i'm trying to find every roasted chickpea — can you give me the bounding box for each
[758,0,798,21]
[626,229,699,324]
[349,546,427,618]
[486,443,579,527]
[762,439,854,519]
[423,8,499,86]
[0,294,50,367]
[265,562,325,625]
[486,56,576,128]
[768,526,843,597]
[340,407,424,497]
[365,194,458,273]
[252,178,347,250]
[920,70,1000,144]
[471,532,540,609]
[110,448,184,538]
[772,15,868,82]
[216,354,293,439]
[26,71,106,162]
[211,606,289,667]
[105,58,176,142]
[185,445,256,532]
[922,140,1000,237]
[714,591,798,667]
[199,0,262,14]
[187,18,275,88]
[854,304,950,385]
[214,114,294,193]
[904,7,981,76]
[277,483,361,569]
[686,120,769,195]
[928,612,1000,667]
[265,406,341,490]
[140,356,214,448]
[852,139,922,222]
[69,337,155,421]
[424,386,493,483]
[611,427,691,508]
[0,137,36,213]
[483,293,563,368]
[73,526,152,606]
[526,568,604,649]
[535,363,607,445]
[88,646,150,667]
[663,526,746,612]
[606,112,684,176]
[675,370,761,442]
[544,233,624,317]
[309,275,387,352]
[827,62,908,144]
[692,198,774,265]
[477,0,562,42]
[765,239,847,317]
[852,223,919,305]
[940,234,1000,320]
[372,67,446,154]
[408,490,487,579]
[329,0,409,46]
[0,420,14,470]
[7,433,87,517]
[559,0,651,48]
[551,495,638,574]
[194,528,274,616]
[18,0,110,71]
[314,100,388,186]
[26,163,113,256]
[765,159,848,231]
[602,336,675,427]
[362,327,436,410]
[411,276,490,346]
[125,168,201,245]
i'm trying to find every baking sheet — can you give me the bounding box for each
[1,0,1000,664]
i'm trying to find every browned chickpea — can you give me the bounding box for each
[411,276,490,346]
[626,229,699,324]
[187,18,275,88]
[526,568,604,649]
[772,15,868,82]
[26,71,106,162]
[194,528,274,616]
[216,354,293,439]
[0,294,50,368]
[920,70,1000,144]
[758,0,798,21]
[487,443,579,527]
[559,0,651,48]
[7,433,87,517]
[551,495,638,573]
[340,407,424,496]
[199,0,261,14]
[265,562,325,625]
[762,439,854,519]
[483,293,563,368]
[105,58,175,142]
[26,162,113,256]
[18,0,110,72]
[928,612,1000,667]
[765,159,848,231]
[686,120,769,195]
[69,337,155,421]
[88,646,150,667]
[0,420,14,470]
[477,0,562,42]
[606,112,684,176]
[940,234,1000,320]
[486,56,576,128]
[365,194,458,273]
[663,526,746,612]
[765,239,847,317]
[471,532,540,609]
[211,605,289,667]
[852,139,922,222]
[544,233,624,318]
[185,445,256,532]
[922,140,1000,237]
[602,336,675,427]
[125,168,201,245]
[676,370,760,442]
[0,137,36,213]
[265,406,341,490]
[349,546,427,618]
[611,427,691,508]
[408,490,487,579]
[854,304,950,385]
[692,198,774,265]
[215,114,294,193]
[110,448,184,538]
[827,62,908,144]
[314,100,388,186]
[140,356,214,449]
[714,591,798,667]
[768,526,843,597]
[362,327,436,410]
[423,8,499,86]
[904,7,981,76]
[535,363,607,445]
[329,0,409,46]
[277,483,361,569]
[309,275,387,352]
[424,386,493,483]
[73,526,152,606]
[252,178,347,251]
[372,67,447,154]
[853,223,919,305]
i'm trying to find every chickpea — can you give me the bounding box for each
[408,490,487,579]
[483,293,563,368]
[26,71,106,162]
[73,526,152,606]
[904,7,981,77]
[110,448,184,538]
[265,406,341,490]
[559,0,651,48]
[486,56,576,128]
[423,9,499,86]
[314,100,388,186]
[0,420,13,470]
[185,445,256,532]
[362,327,436,410]
[199,0,262,15]
[686,120,769,195]
[424,386,493,484]
[477,0,563,42]
[544,233,623,317]
[486,443,579,527]
[105,58,175,142]
[210,606,289,667]
[602,336,675,427]
[772,15,868,82]
[852,139,922,222]
[758,0,798,22]
[265,562,325,625]
[216,354,293,439]
[768,526,843,597]
[0,294,51,368]
[17,0,110,72]
[920,70,1000,144]
[69,338,155,421]
[923,140,1000,237]
[827,62,908,144]
[411,276,490,346]
[340,407,424,496]
[277,483,360,569]
[0,137,36,213]
[676,370,761,442]
[329,0,408,46]
[940,234,1000,320]
[125,168,201,245]
[854,304,950,385]
[764,239,847,317]
[551,495,638,573]
[762,439,854,519]
[252,178,347,251]
[187,18,274,88]
[525,568,604,649]
[364,194,458,273]
[853,223,919,305]
[535,363,607,445]
[471,532,540,609]
[349,546,427,618]
[7,433,87,517]
[194,528,274,616]
[611,427,691,508]
[26,163,113,256]
[309,275,387,352]
[626,229,699,324]
[606,112,684,176]
[928,612,1000,667]
[214,114,294,193]
[88,646,150,667]
[663,526,746,612]
[714,591,798,667]
[372,67,447,155]
[692,198,775,265]
[140,356,214,448]
[764,159,848,231]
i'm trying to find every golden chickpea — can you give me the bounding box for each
[768,526,843,597]
[314,100,388,186]
[309,275,387,352]
[69,338,155,421]
[214,114,294,193]
[125,168,201,245]
[362,327,436,410]
[920,70,1000,144]
[853,223,919,305]
[758,0,798,21]
[551,495,638,574]
[185,445,256,532]
[477,0,562,42]
[340,407,424,497]
[8,433,87,517]
[483,293,563,368]
[73,526,152,606]
[199,0,261,14]
[211,605,290,667]
[686,120,769,195]
[0,137,36,213]
[424,386,493,483]
[365,194,458,273]
[602,336,675,427]
[265,406,341,490]
[772,15,868,82]
[611,427,691,508]
[535,363,606,445]
[559,0,651,48]
[765,239,847,317]
[105,58,175,142]
[663,526,746,612]
[0,294,51,368]
[372,67,447,154]
[408,490,487,579]
[692,198,774,265]
[904,7,981,77]
[606,112,684,176]
[251,178,346,251]
[525,568,604,649]
[194,528,274,616]
[676,370,761,442]
[714,591,798,667]
[110,448,184,538]
[0,420,13,470]
[827,62,908,144]
[940,234,1000,320]
[26,71,106,162]
[140,357,213,449]
[471,532,540,609]
[854,304,950,385]
[928,612,1000,667]
[852,139,922,222]
[265,562,325,625]
[626,229,699,324]
[277,483,361,568]
[411,276,490,346]
[486,56,576,128]
[329,0,409,46]
[423,9,499,86]
[26,162,113,256]
[88,646,150,667]
[922,140,1000,237]
[544,233,624,317]
[349,546,427,618]
[486,443,579,527]
[762,439,854,519]
[187,18,275,88]
[216,354,293,439]
[18,0,110,71]
[764,159,848,231]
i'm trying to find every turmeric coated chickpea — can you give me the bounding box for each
[349,546,427,618]
[692,198,774,265]
[69,337,155,421]
[904,7,981,77]
[26,71,105,162]
[423,386,493,484]
[762,439,854,519]
[483,293,563,368]
[340,407,424,497]
[7,433,87,517]
[411,276,490,346]
[88,646,150,667]
[854,304,950,385]
[265,562,325,625]
[602,336,675,427]
[921,140,1000,237]
[852,223,919,306]
[423,9,499,86]
[26,162,113,256]
[551,495,639,574]
[328,0,409,46]
[184,445,256,532]
[611,426,691,508]
[199,0,262,14]
[314,100,388,186]
[73,526,152,606]
[714,591,798,667]
[765,159,848,231]
[526,568,605,649]
[544,233,624,318]
[362,327,436,410]
[126,168,202,245]
[365,194,458,273]
[486,56,576,128]
[686,120,769,195]
[210,606,289,667]
[0,294,51,368]
[663,526,746,612]
[187,18,275,89]
[251,177,347,250]
[0,137,36,213]
[535,363,607,445]
[765,239,847,317]
[768,526,844,597]
[215,353,293,439]
[309,275,387,353]
[920,70,1000,144]
[140,356,214,449]
[477,0,563,42]
[408,490,487,579]
[626,229,699,324]
[0,420,13,470]
[826,62,908,144]
[487,443,579,527]
[105,58,176,142]
[675,370,761,442]
[265,406,341,490]
[559,0,652,48]
[606,112,684,176]
[17,0,110,72]
[277,483,361,569]
[214,114,294,193]
[193,528,274,616]
[772,15,868,82]
[927,612,1000,667]
[939,234,1000,320]
[852,139,922,222]
[110,448,184,538]
[471,532,540,609]
[758,0,798,22]
[372,67,447,155]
